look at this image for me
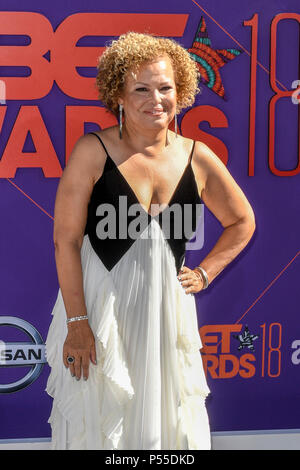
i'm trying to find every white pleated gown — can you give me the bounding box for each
[45,217,211,450]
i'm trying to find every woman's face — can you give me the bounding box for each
[118,55,177,133]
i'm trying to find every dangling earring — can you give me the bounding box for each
[174,112,178,138]
[119,103,123,139]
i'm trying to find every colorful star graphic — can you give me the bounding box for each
[188,16,243,100]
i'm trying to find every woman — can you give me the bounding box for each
[46,32,255,450]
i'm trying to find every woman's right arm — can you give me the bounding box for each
[53,133,105,381]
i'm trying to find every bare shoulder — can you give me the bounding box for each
[63,128,119,187]
[192,140,255,227]
[173,133,194,155]
[193,140,225,171]
[55,131,110,220]
[66,132,105,180]
[90,126,118,149]
[177,135,215,167]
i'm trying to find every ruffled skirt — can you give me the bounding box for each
[45,218,211,450]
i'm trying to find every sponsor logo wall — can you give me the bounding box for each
[0,0,299,439]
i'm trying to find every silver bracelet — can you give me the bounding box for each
[66,315,88,324]
[194,266,209,289]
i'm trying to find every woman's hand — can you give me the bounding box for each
[63,320,97,381]
[177,266,204,295]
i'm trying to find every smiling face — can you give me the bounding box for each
[118,55,177,134]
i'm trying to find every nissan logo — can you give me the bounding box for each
[0,316,47,393]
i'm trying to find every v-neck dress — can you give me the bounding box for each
[45,132,211,450]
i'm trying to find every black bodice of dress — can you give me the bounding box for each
[84,132,203,275]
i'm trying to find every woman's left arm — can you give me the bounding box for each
[182,142,256,293]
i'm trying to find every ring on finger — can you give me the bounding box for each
[67,355,75,365]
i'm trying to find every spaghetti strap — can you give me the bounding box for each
[188,140,196,164]
[89,132,110,158]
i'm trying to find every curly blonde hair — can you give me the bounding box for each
[95,32,200,117]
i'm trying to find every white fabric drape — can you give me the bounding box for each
[46,218,211,450]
